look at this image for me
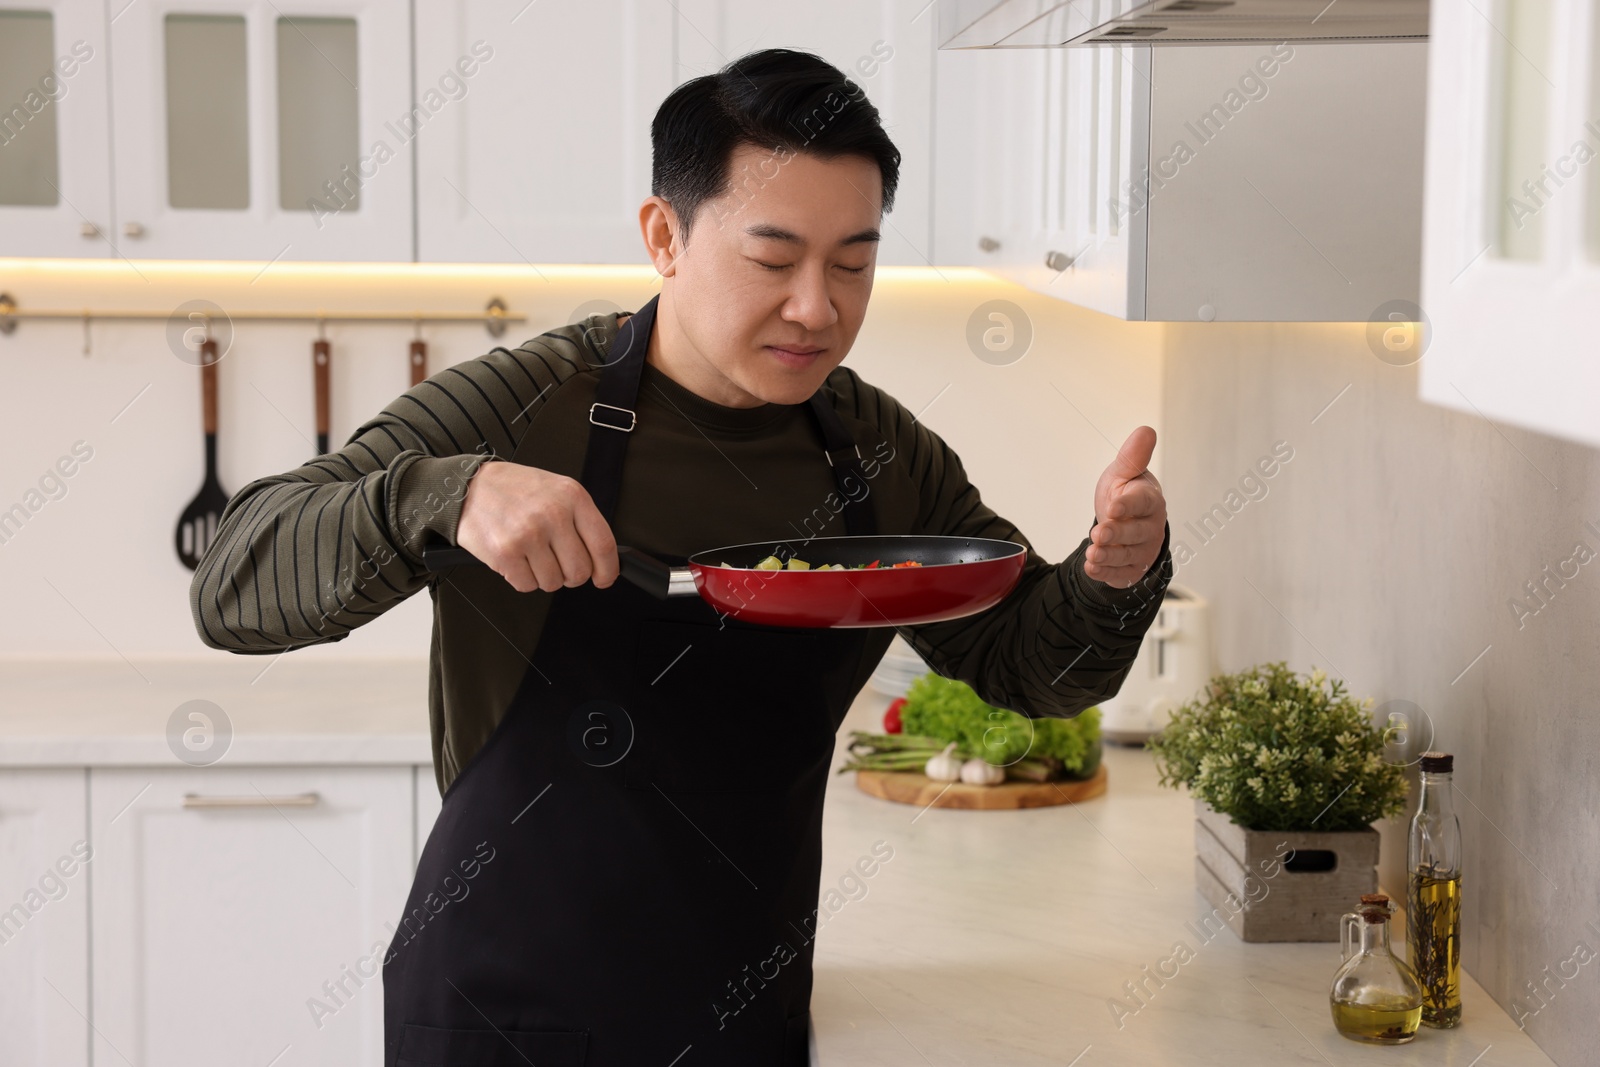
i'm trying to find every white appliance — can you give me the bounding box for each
[933,25,1427,323]
[1099,584,1214,743]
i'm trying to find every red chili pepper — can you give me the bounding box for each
[891,560,922,568]
[883,697,907,734]
[865,559,880,569]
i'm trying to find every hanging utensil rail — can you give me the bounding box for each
[0,294,520,336]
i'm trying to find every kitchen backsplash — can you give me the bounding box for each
[0,261,1162,659]
[1162,320,1600,1067]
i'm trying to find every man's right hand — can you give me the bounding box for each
[454,461,620,593]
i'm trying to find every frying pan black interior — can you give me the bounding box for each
[689,535,1025,568]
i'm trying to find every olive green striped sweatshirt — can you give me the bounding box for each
[189,309,1172,794]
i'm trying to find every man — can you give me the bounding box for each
[191,48,1170,1067]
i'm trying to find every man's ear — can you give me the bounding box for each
[639,195,684,277]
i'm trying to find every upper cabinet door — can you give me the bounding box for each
[674,0,935,268]
[413,0,675,265]
[1419,0,1600,448]
[935,34,1146,315]
[109,0,413,261]
[0,0,112,258]
[0,770,90,1067]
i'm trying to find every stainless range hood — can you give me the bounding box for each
[938,0,1428,48]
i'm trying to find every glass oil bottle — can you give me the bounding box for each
[1408,750,1462,1027]
[1329,893,1424,1044]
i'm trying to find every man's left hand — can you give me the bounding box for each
[1084,425,1167,589]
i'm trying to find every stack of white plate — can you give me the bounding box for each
[868,634,930,698]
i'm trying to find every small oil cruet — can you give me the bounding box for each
[1329,892,1424,1044]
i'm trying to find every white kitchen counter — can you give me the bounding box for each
[0,658,432,765]
[0,661,1559,1066]
[810,691,1557,1067]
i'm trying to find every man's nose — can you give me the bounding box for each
[782,264,839,332]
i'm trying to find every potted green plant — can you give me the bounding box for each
[1147,662,1408,942]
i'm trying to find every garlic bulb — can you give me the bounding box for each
[960,758,1005,786]
[924,742,963,782]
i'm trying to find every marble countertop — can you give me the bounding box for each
[0,658,432,765]
[809,691,1557,1067]
[0,661,1561,1065]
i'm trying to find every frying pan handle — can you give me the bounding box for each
[419,543,696,598]
[618,546,700,599]
[420,545,480,571]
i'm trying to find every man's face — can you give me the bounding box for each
[657,142,882,407]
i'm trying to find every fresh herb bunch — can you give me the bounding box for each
[1146,662,1407,832]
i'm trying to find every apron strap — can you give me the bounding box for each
[579,293,877,538]
[577,297,653,527]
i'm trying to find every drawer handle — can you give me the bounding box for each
[182,792,320,809]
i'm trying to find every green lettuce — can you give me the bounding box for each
[898,673,1101,775]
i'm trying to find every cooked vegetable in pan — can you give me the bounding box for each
[721,555,925,571]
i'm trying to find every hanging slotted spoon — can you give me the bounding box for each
[175,338,229,570]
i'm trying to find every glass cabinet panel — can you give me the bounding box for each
[0,10,61,207]
[164,13,250,209]
[276,16,359,213]
[1490,0,1552,261]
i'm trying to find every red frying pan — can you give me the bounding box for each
[421,535,1027,628]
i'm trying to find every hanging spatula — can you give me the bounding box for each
[313,336,331,455]
[175,338,229,571]
[410,336,427,387]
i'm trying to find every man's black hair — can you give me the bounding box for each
[650,48,902,242]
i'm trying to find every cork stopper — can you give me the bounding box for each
[1360,893,1390,906]
[1420,751,1453,773]
[1358,892,1392,923]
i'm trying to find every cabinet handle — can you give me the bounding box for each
[1044,250,1074,271]
[977,235,1001,253]
[123,221,146,239]
[182,792,320,809]
[80,222,102,239]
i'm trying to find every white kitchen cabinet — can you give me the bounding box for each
[675,0,935,268]
[107,0,413,261]
[937,38,1428,321]
[89,766,414,1067]
[413,0,676,264]
[1418,0,1600,449]
[0,770,90,1067]
[0,1,113,259]
[935,33,1145,315]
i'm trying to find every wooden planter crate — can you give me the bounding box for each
[1192,800,1379,943]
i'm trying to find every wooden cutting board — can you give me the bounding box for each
[854,763,1107,810]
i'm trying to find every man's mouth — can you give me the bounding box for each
[765,344,824,368]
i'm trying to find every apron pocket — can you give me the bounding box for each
[396,1022,587,1066]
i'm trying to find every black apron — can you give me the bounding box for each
[383,295,877,1066]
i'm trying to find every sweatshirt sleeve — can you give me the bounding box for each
[838,368,1173,719]
[188,332,593,653]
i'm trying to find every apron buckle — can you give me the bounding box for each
[589,401,637,432]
